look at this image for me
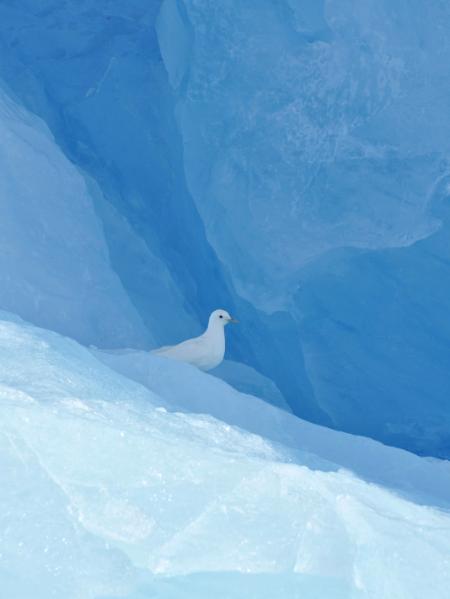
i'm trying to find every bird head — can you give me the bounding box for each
[209,309,239,326]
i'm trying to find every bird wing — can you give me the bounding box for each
[152,335,207,366]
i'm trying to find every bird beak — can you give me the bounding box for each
[228,316,239,323]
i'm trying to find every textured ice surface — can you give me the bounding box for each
[157,0,446,308]
[0,87,148,348]
[1,7,450,595]
[1,1,450,458]
[92,347,450,511]
[212,359,290,411]
[0,0,215,347]
[294,229,450,458]
[1,312,450,598]
[156,0,450,457]
[0,0,317,425]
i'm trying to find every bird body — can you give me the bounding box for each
[152,309,237,371]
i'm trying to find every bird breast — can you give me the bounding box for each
[199,328,225,370]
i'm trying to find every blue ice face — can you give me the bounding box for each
[157,0,450,457]
[0,0,319,425]
[1,0,450,457]
[158,0,448,309]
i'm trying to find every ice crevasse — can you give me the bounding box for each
[0,2,450,597]
[156,0,450,457]
[0,0,450,456]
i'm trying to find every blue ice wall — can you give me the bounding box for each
[0,86,152,348]
[294,190,450,457]
[0,1,319,421]
[1,0,450,457]
[156,0,450,457]
[158,0,446,310]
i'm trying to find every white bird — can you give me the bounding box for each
[152,309,238,371]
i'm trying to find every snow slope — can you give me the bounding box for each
[1,312,449,598]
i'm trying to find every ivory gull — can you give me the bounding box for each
[152,309,238,371]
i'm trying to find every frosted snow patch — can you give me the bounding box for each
[1,313,450,598]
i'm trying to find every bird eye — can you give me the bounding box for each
[219,315,223,318]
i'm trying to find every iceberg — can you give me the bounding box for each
[1,3,450,597]
[0,0,320,428]
[0,87,149,349]
[1,312,450,598]
[157,0,447,309]
[156,0,450,457]
[0,1,449,457]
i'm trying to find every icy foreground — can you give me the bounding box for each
[1,313,449,599]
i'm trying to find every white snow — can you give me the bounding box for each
[1,311,449,598]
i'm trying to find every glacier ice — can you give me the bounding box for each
[0,87,148,349]
[157,0,446,308]
[1,0,450,460]
[212,359,291,412]
[293,227,450,458]
[1,3,450,597]
[91,347,450,510]
[156,0,450,457]
[1,312,450,598]
[0,0,319,426]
